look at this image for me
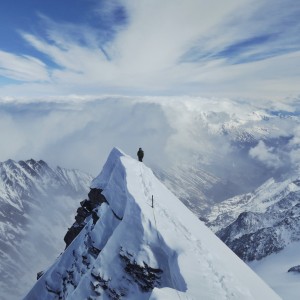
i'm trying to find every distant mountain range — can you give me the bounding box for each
[153,163,240,217]
[0,158,92,300]
[206,176,300,299]
[207,177,300,260]
[151,103,299,219]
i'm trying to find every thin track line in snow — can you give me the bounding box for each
[151,195,186,300]
[139,163,187,300]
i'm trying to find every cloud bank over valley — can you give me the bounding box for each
[0,96,299,200]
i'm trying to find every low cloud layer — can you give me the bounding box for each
[288,125,300,170]
[0,98,173,175]
[249,141,282,169]
[0,96,299,194]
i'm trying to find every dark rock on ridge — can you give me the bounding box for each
[288,265,300,273]
[119,248,163,292]
[64,188,107,248]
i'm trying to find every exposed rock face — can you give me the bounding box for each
[64,188,107,248]
[119,248,163,292]
[218,222,285,261]
[88,245,163,300]
[88,188,106,206]
[288,265,300,273]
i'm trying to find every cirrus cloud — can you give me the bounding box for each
[0,0,299,99]
[0,50,49,82]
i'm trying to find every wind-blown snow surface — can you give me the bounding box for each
[24,148,280,300]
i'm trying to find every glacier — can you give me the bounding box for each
[23,148,280,300]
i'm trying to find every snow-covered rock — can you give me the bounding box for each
[0,159,92,300]
[206,177,300,261]
[288,265,300,273]
[23,148,280,300]
[206,177,300,300]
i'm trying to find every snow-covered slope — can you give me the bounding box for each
[206,177,300,260]
[24,148,280,300]
[0,159,92,300]
[207,177,300,232]
[249,241,300,300]
[206,177,300,300]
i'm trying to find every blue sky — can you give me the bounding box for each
[0,0,299,100]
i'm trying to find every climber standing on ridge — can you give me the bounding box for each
[137,147,144,162]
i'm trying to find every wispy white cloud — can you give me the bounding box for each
[290,148,300,171]
[0,0,299,98]
[249,140,283,169]
[0,50,49,82]
[288,125,300,170]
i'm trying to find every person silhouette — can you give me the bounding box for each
[137,147,144,162]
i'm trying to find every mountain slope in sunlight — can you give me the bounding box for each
[24,148,280,300]
[207,177,300,300]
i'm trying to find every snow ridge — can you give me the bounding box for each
[24,148,280,300]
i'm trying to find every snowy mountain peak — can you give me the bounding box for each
[205,177,300,299]
[0,159,93,300]
[209,175,300,259]
[24,148,280,300]
[0,158,92,204]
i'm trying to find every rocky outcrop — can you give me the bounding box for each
[218,225,285,261]
[207,178,300,262]
[119,248,163,292]
[288,265,300,273]
[64,188,107,248]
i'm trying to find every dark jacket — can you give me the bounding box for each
[137,148,144,161]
